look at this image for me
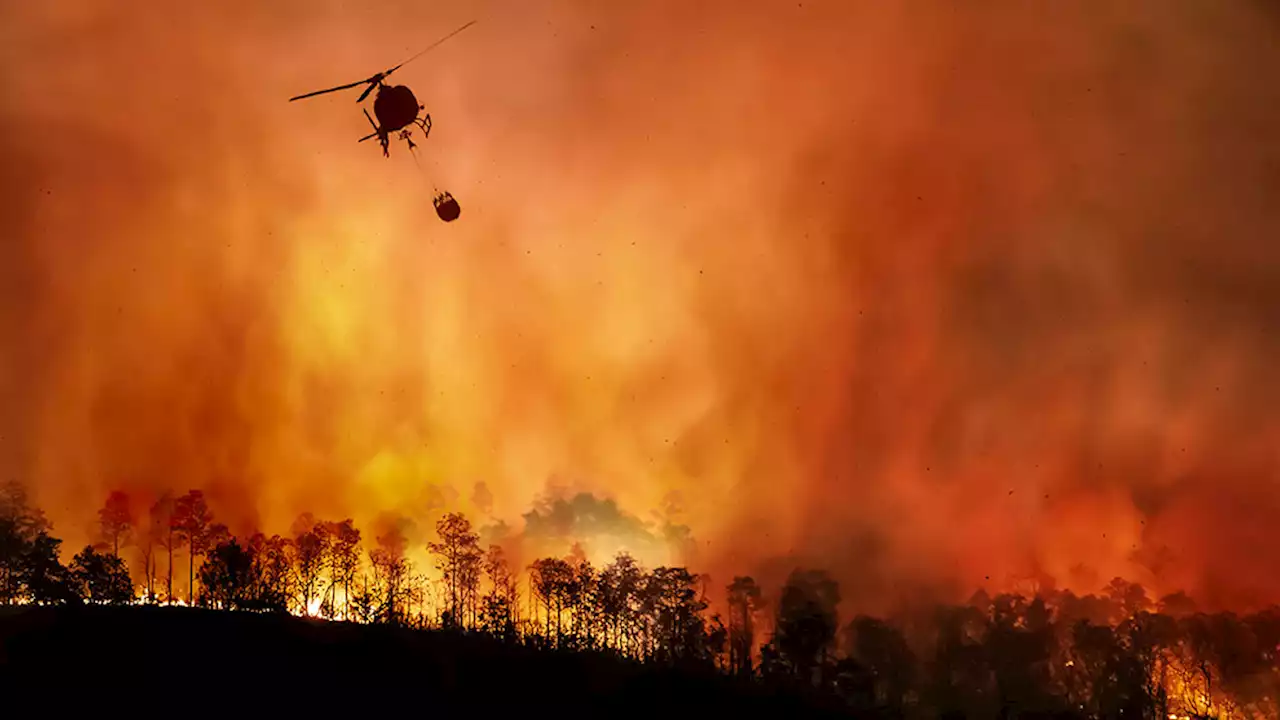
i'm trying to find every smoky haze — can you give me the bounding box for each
[1,0,1278,613]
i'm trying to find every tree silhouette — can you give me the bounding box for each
[529,556,575,644]
[0,481,49,535]
[327,519,362,620]
[97,490,134,558]
[927,603,996,719]
[769,568,841,685]
[1158,590,1198,618]
[526,557,549,638]
[569,553,597,646]
[480,544,518,638]
[599,552,644,654]
[0,481,67,604]
[24,530,74,604]
[368,520,412,625]
[173,490,214,604]
[1104,577,1151,623]
[705,612,728,671]
[199,537,255,610]
[845,615,915,715]
[647,566,710,666]
[290,513,327,615]
[832,656,877,710]
[0,482,40,603]
[1066,619,1154,718]
[150,493,181,603]
[135,497,158,602]
[0,513,24,603]
[427,512,482,629]
[727,575,764,677]
[1120,610,1178,718]
[247,533,293,612]
[70,544,134,604]
[982,594,1060,717]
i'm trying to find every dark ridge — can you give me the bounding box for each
[0,605,854,718]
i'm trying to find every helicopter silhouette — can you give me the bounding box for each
[288,21,475,157]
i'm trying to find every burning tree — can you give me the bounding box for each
[290,513,328,615]
[321,519,362,620]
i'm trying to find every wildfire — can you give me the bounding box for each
[4,0,1280,629]
[1156,651,1253,720]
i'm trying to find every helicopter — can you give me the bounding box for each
[288,20,475,158]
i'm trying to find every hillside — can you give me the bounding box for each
[0,605,854,718]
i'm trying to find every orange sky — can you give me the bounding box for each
[2,0,1278,613]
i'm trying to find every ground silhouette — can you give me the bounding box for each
[0,604,852,718]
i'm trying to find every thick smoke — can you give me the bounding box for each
[2,0,1278,613]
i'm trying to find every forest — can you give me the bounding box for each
[0,480,1276,719]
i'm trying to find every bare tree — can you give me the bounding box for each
[150,493,182,603]
[134,498,157,602]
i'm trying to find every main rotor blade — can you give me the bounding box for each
[289,21,474,103]
[289,78,371,102]
[356,78,382,103]
[381,20,476,80]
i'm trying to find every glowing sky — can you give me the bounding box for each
[2,0,1278,612]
